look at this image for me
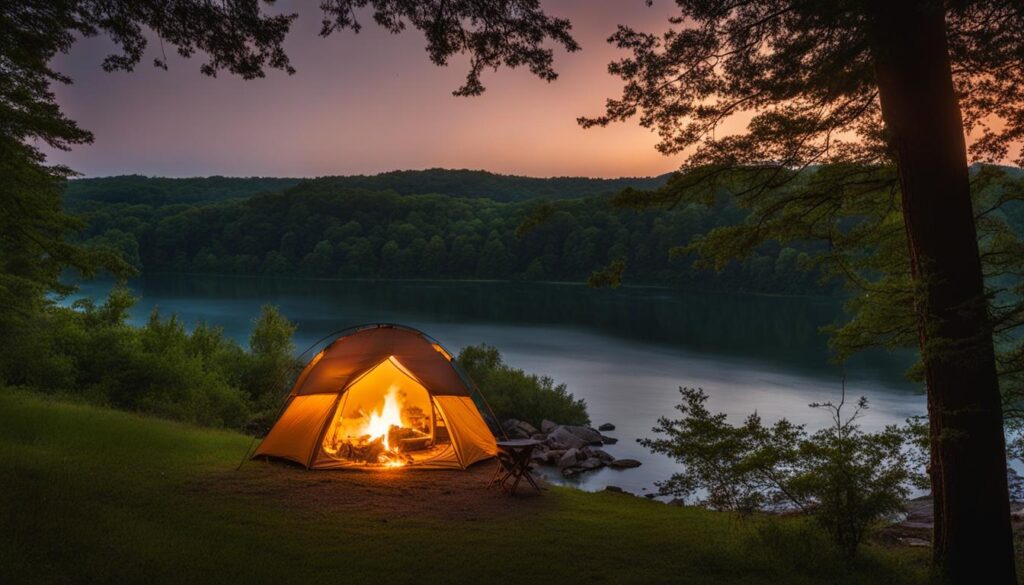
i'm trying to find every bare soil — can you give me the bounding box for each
[193,459,552,522]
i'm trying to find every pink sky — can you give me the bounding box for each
[45,1,693,179]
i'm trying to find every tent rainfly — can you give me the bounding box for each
[253,324,498,469]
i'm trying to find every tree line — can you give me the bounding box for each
[69,175,828,295]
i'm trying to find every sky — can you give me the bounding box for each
[45,1,692,179]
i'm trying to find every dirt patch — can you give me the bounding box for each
[191,459,552,522]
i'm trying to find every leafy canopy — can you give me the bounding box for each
[581,1,1024,169]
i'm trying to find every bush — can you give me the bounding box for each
[641,387,923,559]
[241,305,302,431]
[0,288,302,432]
[456,344,588,427]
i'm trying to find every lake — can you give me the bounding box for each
[70,274,924,497]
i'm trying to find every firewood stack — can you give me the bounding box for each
[340,435,386,463]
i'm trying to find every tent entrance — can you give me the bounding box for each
[314,356,456,468]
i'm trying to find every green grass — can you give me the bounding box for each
[0,390,930,584]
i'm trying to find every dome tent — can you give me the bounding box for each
[253,324,499,469]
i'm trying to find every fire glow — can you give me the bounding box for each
[360,386,406,453]
[324,383,426,468]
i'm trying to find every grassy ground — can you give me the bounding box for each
[0,390,930,585]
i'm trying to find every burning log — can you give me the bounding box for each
[342,435,387,463]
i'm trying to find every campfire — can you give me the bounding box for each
[324,385,432,467]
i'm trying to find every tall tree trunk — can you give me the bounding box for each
[867,2,1015,582]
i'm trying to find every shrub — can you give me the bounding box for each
[241,305,303,431]
[641,387,923,559]
[0,287,301,432]
[456,343,588,427]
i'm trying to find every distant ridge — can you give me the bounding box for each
[65,169,674,205]
[64,175,302,205]
[306,168,673,202]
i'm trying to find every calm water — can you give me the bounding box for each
[70,275,924,496]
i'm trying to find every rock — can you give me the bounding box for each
[598,423,616,431]
[516,420,539,436]
[530,449,549,463]
[562,467,584,477]
[564,425,604,445]
[558,448,581,468]
[604,485,634,495]
[549,426,587,450]
[531,433,548,442]
[541,419,558,434]
[579,457,604,470]
[502,419,531,439]
[600,436,618,445]
[644,493,656,499]
[609,458,642,469]
[545,449,565,464]
[590,448,616,462]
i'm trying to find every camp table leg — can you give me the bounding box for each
[494,439,543,496]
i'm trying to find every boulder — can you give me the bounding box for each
[530,449,549,463]
[549,426,587,450]
[590,448,616,462]
[600,435,618,445]
[609,458,642,469]
[541,419,558,434]
[558,448,581,468]
[545,449,566,464]
[579,457,604,470]
[564,425,604,445]
[516,420,539,437]
[604,485,634,495]
[531,433,548,441]
[502,419,530,439]
[598,423,616,431]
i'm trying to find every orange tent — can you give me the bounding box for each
[253,324,498,469]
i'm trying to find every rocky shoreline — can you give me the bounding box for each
[501,419,642,476]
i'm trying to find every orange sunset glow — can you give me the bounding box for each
[45,1,703,179]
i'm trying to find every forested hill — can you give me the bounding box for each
[308,169,673,201]
[65,169,672,205]
[64,176,303,205]
[71,178,828,295]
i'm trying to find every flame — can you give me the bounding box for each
[359,385,406,452]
